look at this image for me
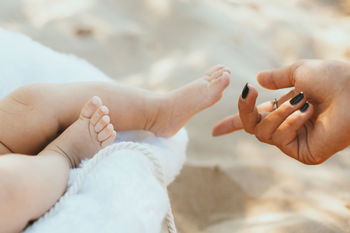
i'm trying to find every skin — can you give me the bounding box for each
[0,96,116,233]
[213,59,350,164]
[0,65,230,155]
[0,65,231,233]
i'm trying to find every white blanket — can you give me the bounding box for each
[0,29,187,233]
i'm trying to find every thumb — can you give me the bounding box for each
[257,63,301,90]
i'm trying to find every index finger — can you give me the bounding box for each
[238,84,261,134]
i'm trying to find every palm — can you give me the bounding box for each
[280,61,350,163]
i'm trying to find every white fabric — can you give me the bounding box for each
[0,29,187,233]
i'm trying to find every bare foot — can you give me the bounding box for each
[41,96,117,168]
[150,65,231,137]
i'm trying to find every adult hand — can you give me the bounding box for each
[213,60,350,164]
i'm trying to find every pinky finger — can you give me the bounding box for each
[272,102,314,153]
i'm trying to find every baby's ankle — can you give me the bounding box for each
[143,93,172,134]
[39,146,78,168]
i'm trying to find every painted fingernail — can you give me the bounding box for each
[290,92,304,105]
[300,102,309,112]
[241,83,249,99]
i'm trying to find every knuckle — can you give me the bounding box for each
[277,103,297,116]
[243,127,254,135]
[254,125,270,142]
[255,135,268,143]
[290,60,307,82]
[273,109,287,118]
[255,132,269,143]
[238,101,248,112]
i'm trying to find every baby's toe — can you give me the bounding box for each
[97,124,114,141]
[91,105,109,125]
[95,115,110,133]
[101,130,117,147]
[206,64,225,76]
[206,66,231,81]
[209,71,231,89]
[80,96,102,118]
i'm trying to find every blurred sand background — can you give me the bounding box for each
[1,0,350,232]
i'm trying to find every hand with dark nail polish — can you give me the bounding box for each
[213,59,350,165]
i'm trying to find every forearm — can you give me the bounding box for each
[0,153,69,233]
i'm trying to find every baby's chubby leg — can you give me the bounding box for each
[0,97,115,233]
[0,152,69,233]
[41,64,231,139]
[0,65,230,155]
[0,81,159,155]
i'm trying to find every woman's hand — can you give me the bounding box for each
[213,60,350,164]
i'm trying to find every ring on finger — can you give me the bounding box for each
[273,98,279,110]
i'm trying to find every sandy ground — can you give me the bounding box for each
[1,0,350,232]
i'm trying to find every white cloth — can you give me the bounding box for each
[0,29,187,233]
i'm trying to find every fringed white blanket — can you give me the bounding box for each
[0,29,187,233]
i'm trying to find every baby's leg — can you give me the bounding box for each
[0,65,230,155]
[0,81,156,155]
[0,81,158,155]
[0,97,115,233]
[52,65,230,137]
[0,152,69,233]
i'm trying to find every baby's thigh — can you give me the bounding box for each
[0,95,60,155]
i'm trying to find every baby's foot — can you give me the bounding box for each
[151,65,231,137]
[42,96,117,168]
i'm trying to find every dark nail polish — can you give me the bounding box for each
[290,92,304,105]
[241,83,249,99]
[300,102,309,112]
